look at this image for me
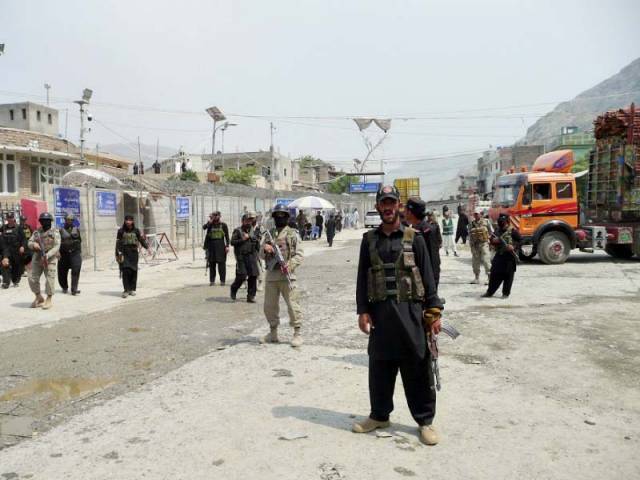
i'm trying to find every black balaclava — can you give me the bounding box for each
[274,216,288,229]
[40,219,52,231]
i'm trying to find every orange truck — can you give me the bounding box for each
[492,104,640,264]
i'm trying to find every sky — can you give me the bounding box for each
[1,0,639,198]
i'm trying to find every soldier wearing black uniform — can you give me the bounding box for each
[483,213,522,299]
[325,214,337,247]
[230,212,260,303]
[58,213,83,295]
[116,215,150,298]
[203,211,230,286]
[353,185,444,446]
[405,197,442,290]
[1,212,27,288]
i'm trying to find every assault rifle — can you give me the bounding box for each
[37,232,48,268]
[490,232,520,263]
[263,229,292,289]
[427,323,460,391]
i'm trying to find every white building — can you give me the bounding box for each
[0,102,60,136]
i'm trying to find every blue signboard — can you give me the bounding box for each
[96,191,117,216]
[275,198,294,207]
[53,187,81,227]
[176,196,190,219]
[349,182,380,194]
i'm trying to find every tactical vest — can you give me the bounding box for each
[36,229,57,251]
[469,220,489,243]
[366,228,425,303]
[271,227,296,261]
[1,226,19,247]
[496,227,513,255]
[209,225,226,241]
[60,226,81,252]
[442,218,454,236]
[121,230,139,246]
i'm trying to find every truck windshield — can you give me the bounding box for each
[496,184,521,207]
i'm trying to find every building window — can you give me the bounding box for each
[9,109,14,121]
[37,111,42,122]
[22,108,27,120]
[30,163,40,194]
[533,183,552,200]
[0,153,18,195]
[284,168,287,177]
[47,113,52,124]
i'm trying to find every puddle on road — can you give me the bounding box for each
[0,378,115,402]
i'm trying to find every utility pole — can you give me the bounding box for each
[74,88,92,165]
[270,122,275,190]
[44,83,51,106]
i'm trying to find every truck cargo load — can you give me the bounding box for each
[393,177,420,205]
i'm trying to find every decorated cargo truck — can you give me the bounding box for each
[491,104,640,264]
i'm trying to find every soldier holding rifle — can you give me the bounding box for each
[259,204,304,348]
[353,185,444,446]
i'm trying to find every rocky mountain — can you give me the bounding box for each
[101,142,178,166]
[524,57,640,146]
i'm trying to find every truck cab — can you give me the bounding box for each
[492,150,579,264]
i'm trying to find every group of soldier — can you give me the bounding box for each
[1,211,83,309]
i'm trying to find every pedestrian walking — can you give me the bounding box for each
[28,212,60,309]
[426,210,443,288]
[260,204,304,348]
[115,215,150,298]
[468,208,492,285]
[483,214,521,298]
[353,208,360,229]
[441,209,458,257]
[315,211,324,239]
[352,185,444,446]
[405,198,441,292]
[455,206,469,245]
[1,212,27,288]
[325,213,336,247]
[203,211,230,286]
[230,212,260,303]
[58,213,83,295]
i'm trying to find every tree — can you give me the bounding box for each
[179,170,200,182]
[224,166,257,186]
[327,175,355,194]
[297,155,328,168]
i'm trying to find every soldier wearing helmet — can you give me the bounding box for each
[353,185,444,446]
[58,213,83,295]
[27,212,61,309]
[259,203,304,347]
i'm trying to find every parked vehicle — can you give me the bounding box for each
[364,210,382,228]
[491,104,640,264]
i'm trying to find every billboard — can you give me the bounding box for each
[53,187,81,227]
[176,196,190,219]
[96,191,117,216]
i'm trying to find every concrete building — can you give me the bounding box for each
[511,145,544,170]
[0,102,60,136]
[160,149,296,190]
[476,149,502,198]
[548,129,595,167]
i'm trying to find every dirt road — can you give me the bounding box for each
[0,233,638,479]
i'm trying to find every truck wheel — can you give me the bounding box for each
[605,244,634,259]
[518,244,537,262]
[538,232,570,265]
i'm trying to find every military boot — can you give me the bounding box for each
[291,328,303,348]
[41,295,53,310]
[352,417,390,433]
[31,294,45,308]
[418,425,439,445]
[260,328,279,344]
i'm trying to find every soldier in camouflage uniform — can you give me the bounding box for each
[260,204,304,347]
[468,208,492,285]
[28,212,60,309]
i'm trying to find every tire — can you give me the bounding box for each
[605,244,634,259]
[518,244,537,262]
[538,231,571,265]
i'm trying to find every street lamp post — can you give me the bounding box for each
[220,122,238,168]
[205,106,226,173]
[74,88,93,165]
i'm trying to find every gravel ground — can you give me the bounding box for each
[0,231,638,479]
